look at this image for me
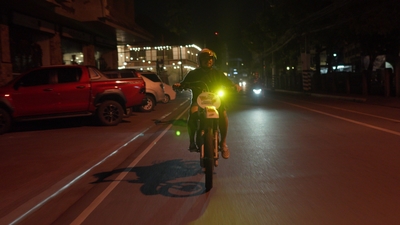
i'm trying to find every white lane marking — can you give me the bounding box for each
[283,101,400,137]
[300,100,400,123]
[3,99,190,225]
[70,107,189,225]
[5,130,148,225]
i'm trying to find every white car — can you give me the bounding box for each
[162,83,176,103]
[102,69,165,112]
[137,71,166,111]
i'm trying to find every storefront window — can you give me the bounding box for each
[61,38,83,65]
[10,27,46,73]
[95,46,114,70]
[130,50,145,61]
[63,53,84,65]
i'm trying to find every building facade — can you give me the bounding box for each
[0,0,153,85]
[118,44,201,84]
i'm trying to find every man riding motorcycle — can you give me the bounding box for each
[175,48,240,159]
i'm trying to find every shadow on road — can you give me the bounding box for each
[153,118,187,126]
[10,116,138,133]
[11,116,93,133]
[91,159,205,197]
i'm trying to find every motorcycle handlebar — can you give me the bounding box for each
[174,81,210,92]
[174,81,238,93]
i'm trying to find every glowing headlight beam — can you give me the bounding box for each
[253,89,262,95]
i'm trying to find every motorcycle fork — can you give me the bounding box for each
[212,119,219,167]
[212,120,219,159]
[198,114,219,165]
[198,112,205,160]
[199,117,216,159]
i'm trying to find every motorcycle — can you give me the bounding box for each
[175,81,226,191]
[250,83,265,103]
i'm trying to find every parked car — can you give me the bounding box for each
[137,71,166,110]
[103,69,165,112]
[161,83,176,103]
[0,65,147,134]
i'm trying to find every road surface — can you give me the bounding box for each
[1,91,400,225]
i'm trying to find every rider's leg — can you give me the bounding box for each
[187,105,199,150]
[219,110,230,159]
[219,110,228,145]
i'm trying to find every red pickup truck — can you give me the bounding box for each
[0,65,146,134]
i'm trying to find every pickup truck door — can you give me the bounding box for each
[53,67,91,113]
[11,69,59,117]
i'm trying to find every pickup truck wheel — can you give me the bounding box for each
[141,95,155,112]
[97,100,123,126]
[0,108,11,135]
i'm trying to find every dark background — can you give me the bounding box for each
[135,0,265,63]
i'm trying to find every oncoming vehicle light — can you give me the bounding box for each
[217,90,224,97]
[253,89,262,95]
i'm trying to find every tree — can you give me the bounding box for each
[165,0,192,41]
[242,0,400,95]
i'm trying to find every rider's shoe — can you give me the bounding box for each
[220,144,230,159]
[188,143,199,152]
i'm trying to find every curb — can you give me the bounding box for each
[310,93,367,102]
[272,89,367,102]
[270,89,400,108]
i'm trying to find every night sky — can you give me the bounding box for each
[135,0,264,63]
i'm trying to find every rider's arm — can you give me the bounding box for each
[174,70,197,89]
[219,72,242,92]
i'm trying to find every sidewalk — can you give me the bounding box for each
[273,89,400,109]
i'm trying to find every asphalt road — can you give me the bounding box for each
[1,91,400,225]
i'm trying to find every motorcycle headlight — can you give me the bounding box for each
[253,89,262,95]
[217,90,224,97]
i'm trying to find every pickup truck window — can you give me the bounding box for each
[18,69,50,87]
[121,71,137,78]
[104,72,119,78]
[88,67,102,80]
[57,68,82,83]
[102,70,138,79]
[140,73,162,82]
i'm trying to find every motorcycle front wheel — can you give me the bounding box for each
[204,127,214,192]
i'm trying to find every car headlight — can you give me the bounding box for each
[253,89,262,95]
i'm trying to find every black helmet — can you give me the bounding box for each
[197,48,217,64]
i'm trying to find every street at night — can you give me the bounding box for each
[2,1,400,224]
